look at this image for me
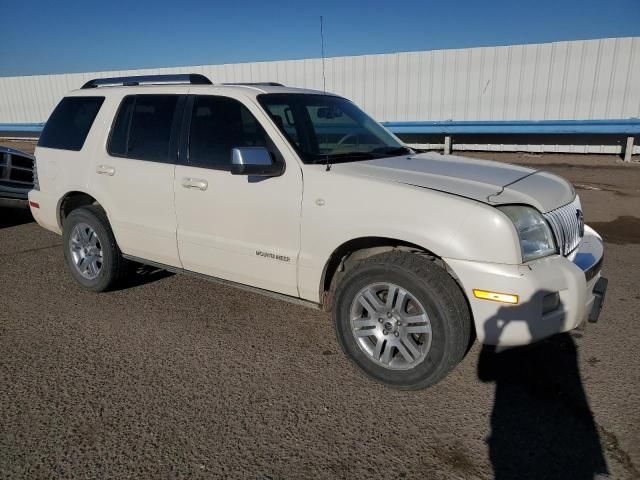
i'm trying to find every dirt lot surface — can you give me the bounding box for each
[1,141,639,479]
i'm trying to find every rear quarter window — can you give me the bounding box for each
[107,94,181,163]
[38,96,104,151]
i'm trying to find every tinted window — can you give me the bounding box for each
[38,96,104,151]
[108,95,180,162]
[258,94,404,164]
[108,96,134,156]
[258,103,300,147]
[188,96,273,170]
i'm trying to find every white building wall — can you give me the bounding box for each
[1,37,639,124]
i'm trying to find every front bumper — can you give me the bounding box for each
[445,225,606,347]
[0,197,29,208]
[0,186,29,207]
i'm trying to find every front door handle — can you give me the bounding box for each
[181,177,208,191]
[96,165,116,176]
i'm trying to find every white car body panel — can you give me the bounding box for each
[332,153,576,213]
[174,162,301,296]
[297,164,522,302]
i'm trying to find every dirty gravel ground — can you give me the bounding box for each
[1,140,639,479]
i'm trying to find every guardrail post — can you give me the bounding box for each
[444,136,452,155]
[623,136,634,162]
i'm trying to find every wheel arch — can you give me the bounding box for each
[320,237,476,352]
[319,236,443,311]
[57,190,110,230]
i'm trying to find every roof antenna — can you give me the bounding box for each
[320,15,331,172]
[320,16,327,92]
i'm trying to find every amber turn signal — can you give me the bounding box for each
[472,289,519,304]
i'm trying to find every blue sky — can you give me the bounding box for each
[2,0,639,77]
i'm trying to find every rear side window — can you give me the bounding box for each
[108,95,181,162]
[38,96,104,151]
[108,96,135,156]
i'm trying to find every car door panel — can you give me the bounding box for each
[89,92,183,267]
[91,157,179,266]
[174,94,302,296]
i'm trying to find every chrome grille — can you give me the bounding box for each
[543,196,584,256]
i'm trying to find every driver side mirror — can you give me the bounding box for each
[230,147,283,177]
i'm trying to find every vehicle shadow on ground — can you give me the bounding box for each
[0,207,33,229]
[114,263,175,290]
[478,296,608,480]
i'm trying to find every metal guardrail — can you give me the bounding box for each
[0,123,44,132]
[1,118,638,161]
[0,123,43,139]
[381,119,639,161]
[381,119,640,135]
[4,119,639,135]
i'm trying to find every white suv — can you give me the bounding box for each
[29,74,607,389]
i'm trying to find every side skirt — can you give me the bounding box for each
[122,254,322,311]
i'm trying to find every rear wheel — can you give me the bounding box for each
[62,206,128,292]
[333,251,471,389]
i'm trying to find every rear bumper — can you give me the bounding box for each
[445,225,606,347]
[27,189,62,234]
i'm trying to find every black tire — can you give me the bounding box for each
[333,251,471,390]
[62,205,128,292]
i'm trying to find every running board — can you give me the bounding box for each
[122,254,322,311]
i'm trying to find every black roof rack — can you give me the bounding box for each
[81,74,212,89]
[222,82,285,87]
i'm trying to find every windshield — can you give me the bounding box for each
[257,93,410,164]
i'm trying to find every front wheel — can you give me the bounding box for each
[333,251,471,390]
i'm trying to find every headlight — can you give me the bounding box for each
[498,205,557,262]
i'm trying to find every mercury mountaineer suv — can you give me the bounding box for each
[29,74,607,389]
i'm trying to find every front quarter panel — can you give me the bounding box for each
[297,166,522,302]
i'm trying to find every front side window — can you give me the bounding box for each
[108,95,180,162]
[258,94,409,164]
[188,95,274,170]
[38,96,104,151]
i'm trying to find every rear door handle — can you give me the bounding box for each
[181,177,208,191]
[96,165,116,176]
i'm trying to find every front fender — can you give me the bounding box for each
[297,168,521,302]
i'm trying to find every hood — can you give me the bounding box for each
[332,152,575,212]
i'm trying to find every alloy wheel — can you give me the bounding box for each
[349,282,432,370]
[69,222,103,280]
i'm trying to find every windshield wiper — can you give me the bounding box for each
[375,146,415,156]
[312,151,383,166]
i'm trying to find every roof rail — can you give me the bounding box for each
[81,74,212,89]
[221,82,285,87]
